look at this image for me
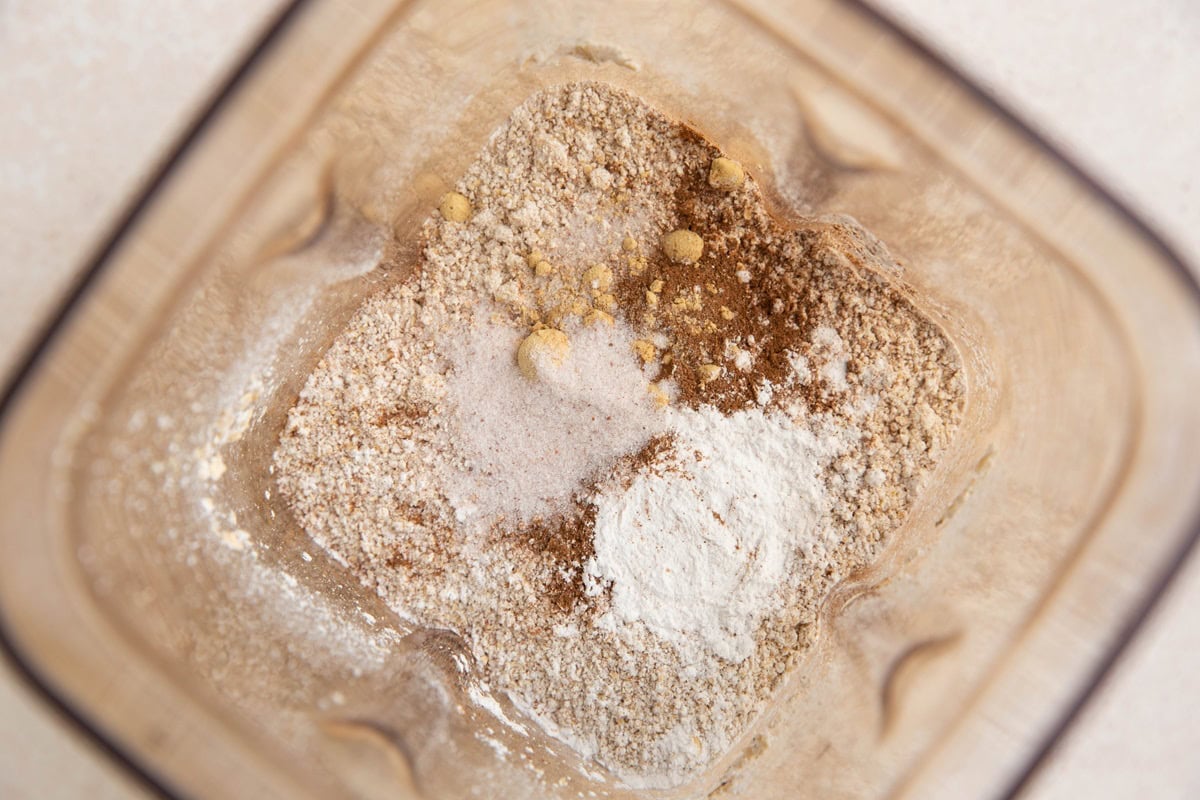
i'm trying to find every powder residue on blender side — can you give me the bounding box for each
[273,82,964,789]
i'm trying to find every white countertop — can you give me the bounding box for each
[1,1,1197,797]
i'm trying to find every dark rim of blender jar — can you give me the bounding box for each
[0,1,1197,798]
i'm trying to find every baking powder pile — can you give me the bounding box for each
[274,82,964,788]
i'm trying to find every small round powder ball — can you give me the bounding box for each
[439,191,472,222]
[517,328,571,380]
[662,229,703,264]
[708,156,745,191]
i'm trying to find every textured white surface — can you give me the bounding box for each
[0,0,1197,797]
[0,2,283,798]
[884,0,1200,267]
[0,0,282,378]
[882,4,1200,797]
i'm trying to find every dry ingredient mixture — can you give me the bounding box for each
[274,82,964,789]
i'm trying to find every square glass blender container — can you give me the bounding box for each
[2,0,1200,797]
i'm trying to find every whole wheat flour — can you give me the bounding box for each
[273,82,964,789]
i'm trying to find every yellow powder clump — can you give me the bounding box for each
[632,340,656,363]
[708,157,745,191]
[439,192,472,222]
[582,265,614,293]
[517,328,570,380]
[662,229,703,264]
[584,309,615,327]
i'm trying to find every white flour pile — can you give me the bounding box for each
[274,82,964,788]
[587,406,841,665]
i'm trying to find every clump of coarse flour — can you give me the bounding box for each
[273,82,964,789]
